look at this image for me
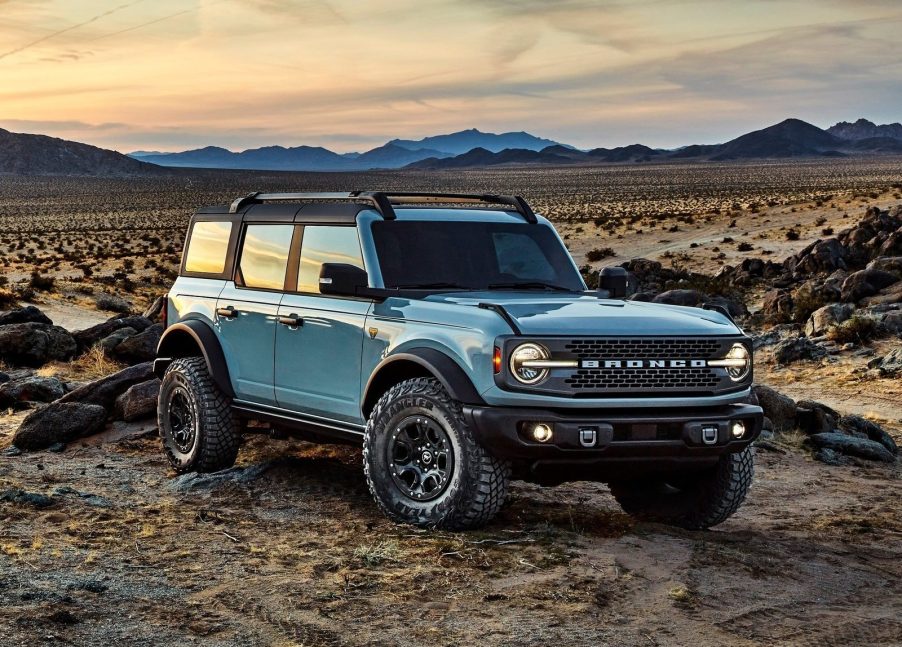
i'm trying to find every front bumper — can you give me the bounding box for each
[463,403,762,478]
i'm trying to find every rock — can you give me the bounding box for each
[772,336,827,364]
[0,372,8,384]
[807,432,896,463]
[0,488,54,508]
[875,347,902,376]
[704,295,748,318]
[143,295,166,321]
[652,289,704,307]
[51,486,112,508]
[882,311,902,334]
[839,415,898,456]
[0,323,77,367]
[0,376,66,408]
[12,403,108,450]
[813,447,847,466]
[861,281,902,307]
[0,305,53,326]
[99,327,137,356]
[167,462,275,493]
[113,378,160,422]
[761,289,794,322]
[95,293,133,314]
[752,324,799,349]
[2,446,22,457]
[866,256,902,276]
[752,385,797,431]
[840,269,899,303]
[804,303,854,337]
[47,442,66,453]
[57,362,154,411]
[72,315,153,351]
[795,400,838,435]
[112,324,163,364]
[785,238,847,276]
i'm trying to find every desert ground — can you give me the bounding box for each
[0,160,900,646]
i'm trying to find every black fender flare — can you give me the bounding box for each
[154,320,235,398]
[362,348,485,417]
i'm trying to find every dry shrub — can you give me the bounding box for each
[827,316,881,345]
[0,288,17,309]
[38,346,126,381]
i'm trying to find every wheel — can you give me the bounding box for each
[158,357,241,473]
[363,377,510,530]
[609,447,754,529]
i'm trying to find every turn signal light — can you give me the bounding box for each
[493,346,502,374]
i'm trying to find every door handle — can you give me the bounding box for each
[217,307,238,319]
[278,314,303,328]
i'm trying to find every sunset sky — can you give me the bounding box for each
[0,0,900,153]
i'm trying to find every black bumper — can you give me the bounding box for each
[463,403,762,478]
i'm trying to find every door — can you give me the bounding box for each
[275,225,371,424]
[216,223,296,406]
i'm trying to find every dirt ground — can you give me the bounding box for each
[0,419,899,647]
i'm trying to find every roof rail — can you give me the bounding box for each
[228,191,537,223]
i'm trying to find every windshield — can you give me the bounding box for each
[371,220,585,292]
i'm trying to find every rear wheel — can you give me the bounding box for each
[158,357,241,473]
[609,447,754,529]
[363,377,510,530]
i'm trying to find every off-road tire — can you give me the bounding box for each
[158,357,241,473]
[363,377,510,530]
[609,447,754,529]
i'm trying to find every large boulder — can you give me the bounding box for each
[785,238,847,277]
[143,296,166,321]
[772,336,827,364]
[866,256,902,276]
[807,432,896,463]
[0,376,66,408]
[72,315,153,351]
[113,378,160,422]
[840,269,899,303]
[652,289,704,307]
[99,327,137,356]
[839,415,898,456]
[57,362,154,410]
[0,323,77,367]
[111,324,163,364]
[761,289,793,323]
[873,347,902,377]
[804,303,854,337]
[12,402,108,451]
[0,305,53,326]
[795,400,838,435]
[752,385,797,431]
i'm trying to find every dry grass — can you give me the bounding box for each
[37,345,126,381]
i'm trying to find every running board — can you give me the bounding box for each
[232,400,365,444]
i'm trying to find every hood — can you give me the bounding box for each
[425,292,740,336]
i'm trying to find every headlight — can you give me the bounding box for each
[709,343,751,382]
[509,343,550,384]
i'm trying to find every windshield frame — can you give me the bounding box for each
[366,214,587,294]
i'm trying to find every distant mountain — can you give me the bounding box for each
[588,144,663,163]
[0,128,163,176]
[406,147,578,169]
[351,143,451,168]
[828,118,902,141]
[673,119,845,160]
[389,128,563,155]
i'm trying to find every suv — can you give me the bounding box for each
[155,192,762,530]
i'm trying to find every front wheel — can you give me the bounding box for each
[609,447,754,529]
[363,378,510,530]
[158,357,242,473]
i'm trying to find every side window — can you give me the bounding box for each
[184,221,233,274]
[237,224,294,290]
[297,226,364,294]
[493,232,556,281]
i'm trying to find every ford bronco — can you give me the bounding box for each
[155,192,762,530]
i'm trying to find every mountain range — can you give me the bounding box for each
[2,118,901,176]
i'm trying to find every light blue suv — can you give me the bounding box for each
[155,192,762,530]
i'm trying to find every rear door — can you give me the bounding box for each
[216,223,297,406]
[275,225,371,424]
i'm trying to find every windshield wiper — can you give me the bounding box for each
[393,282,472,290]
[487,281,573,292]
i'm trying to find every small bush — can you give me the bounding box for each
[737,242,754,252]
[28,272,55,292]
[822,227,834,236]
[827,316,881,345]
[585,247,615,263]
[786,229,800,241]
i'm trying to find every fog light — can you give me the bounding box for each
[731,421,746,439]
[531,423,553,443]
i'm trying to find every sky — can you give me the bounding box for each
[0,0,900,153]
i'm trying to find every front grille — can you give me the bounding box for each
[564,338,722,359]
[565,367,720,392]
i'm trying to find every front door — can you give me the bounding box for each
[216,223,295,406]
[274,225,371,424]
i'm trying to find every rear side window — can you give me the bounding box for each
[184,221,233,274]
[238,224,294,290]
[297,226,364,294]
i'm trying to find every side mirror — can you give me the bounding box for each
[319,263,368,297]
[597,267,630,298]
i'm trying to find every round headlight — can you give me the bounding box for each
[725,343,751,382]
[509,343,550,384]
